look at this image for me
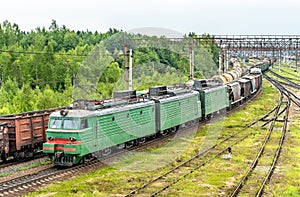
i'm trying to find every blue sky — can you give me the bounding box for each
[1,0,300,35]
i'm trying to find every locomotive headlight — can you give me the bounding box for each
[47,136,54,140]
[69,137,76,142]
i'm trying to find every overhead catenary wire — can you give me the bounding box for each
[0,49,114,57]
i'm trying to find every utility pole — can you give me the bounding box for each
[189,39,194,80]
[224,50,229,71]
[124,45,129,90]
[129,49,133,90]
[296,50,298,72]
[219,50,223,74]
[278,50,281,72]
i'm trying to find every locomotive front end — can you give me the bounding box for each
[43,109,89,166]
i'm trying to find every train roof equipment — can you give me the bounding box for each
[249,67,262,74]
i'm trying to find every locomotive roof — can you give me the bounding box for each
[50,109,97,118]
[49,100,156,118]
[197,84,227,93]
[156,90,199,103]
[98,100,155,116]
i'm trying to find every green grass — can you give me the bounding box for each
[18,160,52,171]
[0,172,10,177]
[0,160,52,178]
[27,80,284,197]
[264,110,300,196]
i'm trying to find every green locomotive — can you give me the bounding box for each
[43,86,207,166]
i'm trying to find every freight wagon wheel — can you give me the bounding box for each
[1,152,6,162]
[14,152,25,161]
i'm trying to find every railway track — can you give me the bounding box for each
[276,67,300,83]
[123,88,270,197]
[124,127,260,197]
[0,159,103,197]
[0,124,197,197]
[230,74,291,197]
[267,71,300,107]
[0,153,46,173]
[268,69,300,90]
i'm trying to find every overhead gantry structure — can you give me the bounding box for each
[122,35,300,88]
[195,35,300,72]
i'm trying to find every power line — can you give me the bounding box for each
[0,49,122,57]
[0,49,89,57]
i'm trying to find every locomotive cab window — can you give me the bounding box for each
[49,118,62,129]
[63,119,79,130]
[49,118,79,130]
[80,119,88,129]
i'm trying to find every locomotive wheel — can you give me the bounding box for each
[169,127,177,133]
[161,130,169,136]
[192,119,198,125]
[126,140,136,148]
[139,137,147,144]
[79,157,85,164]
[102,147,112,156]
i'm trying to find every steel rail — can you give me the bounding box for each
[230,74,290,196]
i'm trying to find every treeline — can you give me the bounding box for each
[0,20,118,89]
[0,20,220,115]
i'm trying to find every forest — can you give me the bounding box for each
[0,20,220,115]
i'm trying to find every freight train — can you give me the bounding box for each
[0,62,271,164]
[42,64,269,166]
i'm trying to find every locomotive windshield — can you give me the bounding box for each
[49,118,79,130]
[63,119,79,129]
[49,119,62,129]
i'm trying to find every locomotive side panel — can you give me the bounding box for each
[180,93,202,124]
[199,86,229,116]
[97,104,156,150]
[158,92,201,132]
[159,99,181,131]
